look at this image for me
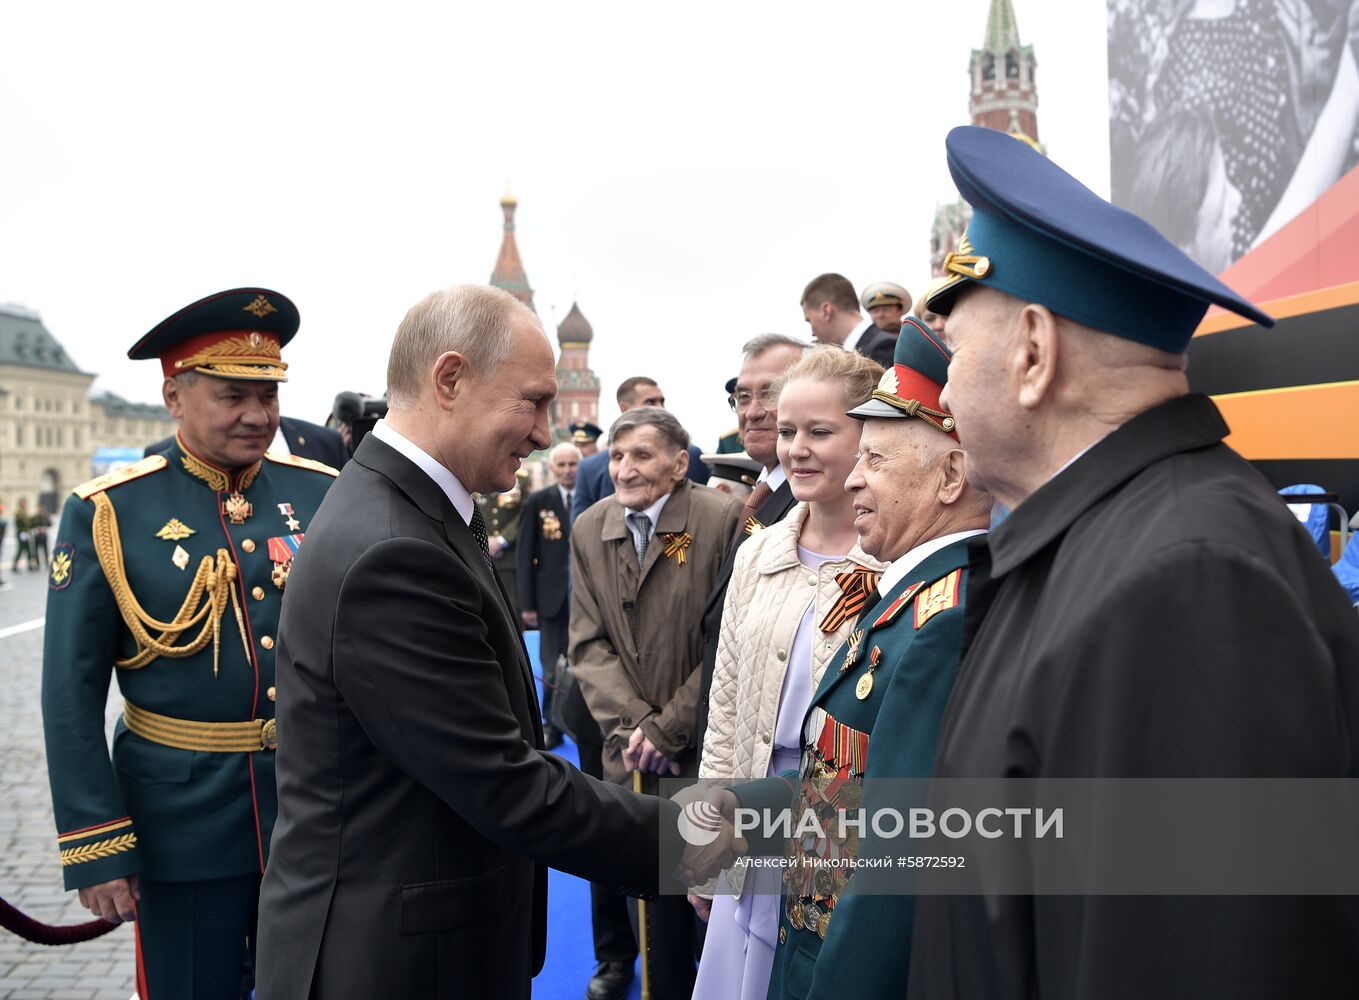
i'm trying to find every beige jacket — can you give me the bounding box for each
[699,502,887,783]
[569,479,742,784]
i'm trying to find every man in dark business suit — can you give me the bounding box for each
[800,272,896,367]
[147,414,348,469]
[516,441,580,747]
[693,334,805,763]
[571,377,710,524]
[256,284,739,1000]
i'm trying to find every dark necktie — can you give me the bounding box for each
[733,480,774,544]
[469,507,495,570]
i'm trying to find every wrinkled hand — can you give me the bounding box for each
[687,893,713,922]
[623,728,681,776]
[675,788,746,885]
[521,609,539,630]
[78,875,139,923]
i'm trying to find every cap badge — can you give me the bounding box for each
[942,232,992,282]
[243,295,278,319]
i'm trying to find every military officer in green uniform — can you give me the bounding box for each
[477,469,529,622]
[40,287,338,1000]
[731,320,993,999]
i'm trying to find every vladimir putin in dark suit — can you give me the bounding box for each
[256,285,738,1000]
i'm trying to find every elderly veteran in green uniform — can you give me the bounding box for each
[40,288,338,1000]
[728,319,992,1000]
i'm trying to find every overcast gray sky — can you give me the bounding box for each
[0,1,1109,450]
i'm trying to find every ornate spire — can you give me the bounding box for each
[557,301,594,345]
[490,189,534,311]
[983,0,1021,52]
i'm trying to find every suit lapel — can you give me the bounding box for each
[354,436,540,733]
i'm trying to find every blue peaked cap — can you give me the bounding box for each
[924,127,1274,352]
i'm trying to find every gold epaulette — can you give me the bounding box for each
[265,452,339,477]
[73,455,168,500]
[914,568,963,629]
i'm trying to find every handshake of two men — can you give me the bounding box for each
[671,786,748,888]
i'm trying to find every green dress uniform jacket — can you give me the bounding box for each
[745,537,973,1000]
[41,438,337,890]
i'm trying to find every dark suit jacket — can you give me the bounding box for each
[515,485,571,619]
[146,416,348,469]
[853,323,897,367]
[571,444,712,524]
[256,434,680,1000]
[693,478,798,757]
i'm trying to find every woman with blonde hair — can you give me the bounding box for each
[692,345,887,999]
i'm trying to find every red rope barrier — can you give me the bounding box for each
[0,896,120,945]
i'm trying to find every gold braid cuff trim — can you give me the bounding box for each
[123,700,277,752]
[90,493,250,675]
[60,833,138,867]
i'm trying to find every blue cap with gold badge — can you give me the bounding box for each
[127,287,299,382]
[847,318,956,438]
[924,126,1273,352]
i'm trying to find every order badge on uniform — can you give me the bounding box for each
[268,534,304,590]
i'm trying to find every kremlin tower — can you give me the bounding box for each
[553,302,601,432]
[486,191,601,438]
[490,189,535,311]
[930,0,1042,277]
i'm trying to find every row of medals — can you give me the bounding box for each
[782,753,864,938]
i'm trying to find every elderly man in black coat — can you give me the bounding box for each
[907,127,1359,999]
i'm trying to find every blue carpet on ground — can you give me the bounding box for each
[524,630,643,1000]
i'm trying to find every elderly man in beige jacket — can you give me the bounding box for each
[570,405,742,1000]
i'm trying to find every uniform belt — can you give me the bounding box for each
[122,700,277,752]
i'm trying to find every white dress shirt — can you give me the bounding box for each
[757,464,788,492]
[841,317,874,354]
[624,490,672,554]
[876,529,988,596]
[371,419,475,526]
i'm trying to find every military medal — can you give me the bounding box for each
[839,629,865,673]
[277,502,300,532]
[268,534,304,590]
[803,901,822,932]
[222,493,253,524]
[813,867,834,900]
[788,896,805,930]
[855,646,882,700]
[539,509,562,541]
[817,911,831,939]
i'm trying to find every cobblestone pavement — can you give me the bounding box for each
[1,562,136,999]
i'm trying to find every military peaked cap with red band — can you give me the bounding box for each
[127,287,299,382]
[847,317,957,438]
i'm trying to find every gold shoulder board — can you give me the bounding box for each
[73,455,168,500]
[265,452,340,477]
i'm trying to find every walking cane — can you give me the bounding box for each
[632,769,652,1000]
